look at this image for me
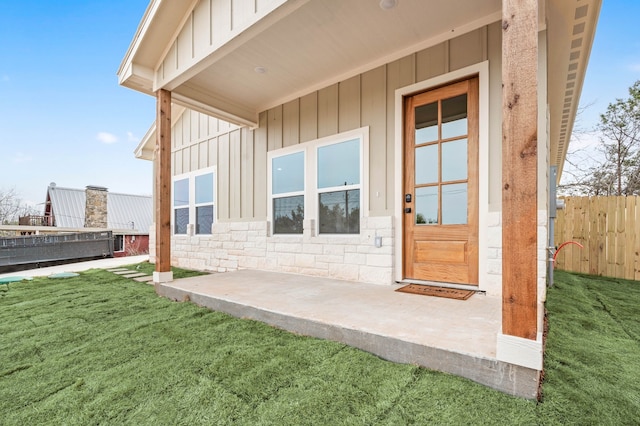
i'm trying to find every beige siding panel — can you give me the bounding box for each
[241,128,254,218]
[386,55,415,212]
[208,137,218,167]
[208,116,219,136]
[254,111,268,219]
[449,28,484,71]
[199,140,209,169]
[177,14,193,69]
[174,150,183,176]
[282,99,300,147]
[218,132,230,220]
[488,21,502,209]
[211,0,232,46]
[163,42,178,82]
[182,110,191,147]
[299,92,318,143]
[416,42,447,82]
[267,105,283,151]
[231,0,254,31]
[361,66,387,215]
[182,147,191,173]
[318,83,339,138]
[193,0,211,56]
[339,75,361,133]
[229,129,241,218]
[191,110,200,140]
[173,118,183,148]
[190,144,199,171]
[199,111,209,139]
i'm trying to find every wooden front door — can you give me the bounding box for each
[403,77,479,285]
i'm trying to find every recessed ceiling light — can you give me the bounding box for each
[379,0,398,10]
[254,66,267,74]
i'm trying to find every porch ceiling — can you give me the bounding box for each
[120,0,601,177]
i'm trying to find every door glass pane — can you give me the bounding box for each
[196,205,213,235]
[273,152,304,194]
[318,189,360,234]
[442,94,467,139]
[415,102,438,144]
[441,139,467,182]
[415,186,438,225]
[415,144,438,184]
[195,173,214,204]
[174,178,189,206]
[442,183,467,224]
[318,139,360,189]
[273,195,304,234]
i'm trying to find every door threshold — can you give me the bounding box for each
[397,279,485,294]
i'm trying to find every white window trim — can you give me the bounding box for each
[172,166,217,236]
[267,127,369,237]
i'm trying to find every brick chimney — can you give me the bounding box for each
[85,186,108,228]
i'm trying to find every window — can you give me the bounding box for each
[317,139,360,234]
[272,151,304,234]
[114,234,124,252]
[172,168,216,235]
[268,128,367,236]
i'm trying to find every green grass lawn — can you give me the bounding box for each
[1,267,638,425]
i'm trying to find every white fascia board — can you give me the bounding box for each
[496,332,543,371]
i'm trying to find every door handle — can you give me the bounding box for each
[404,207,412,214]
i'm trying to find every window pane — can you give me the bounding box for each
[441,139,467,182]
[196,205,213,235]
[195,173,214,204]
[174,178,189,206]
[318,189,360,234]
[415,144,438,184]
[273,195,304,234]
[318,139,360,189]
[442,183,467,224]
[442,94,467,139]
[273,152,304,194]
[174,208,189,234]
[415,102,438,144]
[415,186,438,225]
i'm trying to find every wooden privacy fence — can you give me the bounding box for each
[554,196,640,281]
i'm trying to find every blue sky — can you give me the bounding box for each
[1,1,639,209]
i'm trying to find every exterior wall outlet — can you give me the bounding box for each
[375,236,382,248]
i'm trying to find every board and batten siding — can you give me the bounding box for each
[171,23,504,221]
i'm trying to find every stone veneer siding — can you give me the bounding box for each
[150,216,395,285]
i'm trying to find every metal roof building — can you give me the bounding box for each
[45,183,152,233]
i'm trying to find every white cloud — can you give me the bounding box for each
[12,152,32,163]
[127,131,139,143]
[97,132,118,144]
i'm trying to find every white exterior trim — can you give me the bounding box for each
[496,332,544,371]
[153,271,174,284]
[393,61,490,286]
[172,166,217,236]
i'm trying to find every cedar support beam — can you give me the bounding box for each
[501,0,538,340]
[153,88,173,284]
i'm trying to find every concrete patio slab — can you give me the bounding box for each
[157,269,539,398]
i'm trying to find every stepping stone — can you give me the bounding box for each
[121,272,147,278]
[49,272,80,279]
[134,275,154,283]
[107,268,128,272]
[113,270,135,275]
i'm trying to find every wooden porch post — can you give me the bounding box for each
[501,0,538,340]
[153,88,173,283]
